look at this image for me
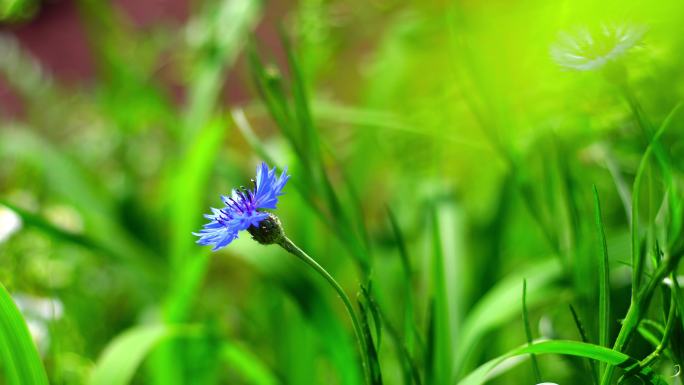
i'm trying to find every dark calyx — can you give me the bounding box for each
[248,213,285,245]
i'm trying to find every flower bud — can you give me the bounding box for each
[247,213,285,245]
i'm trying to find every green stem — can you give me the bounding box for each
[640,280,677,368]
[278,236,372,385]
[522,279,542,383]
[600,253,682,385]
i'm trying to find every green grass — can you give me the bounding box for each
[1,0,684,384]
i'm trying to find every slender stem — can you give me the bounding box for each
[600,253,682,385]
[640,279,677,367]
[522,279,542,383]
[278,236,372,385]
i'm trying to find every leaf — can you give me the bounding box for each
[221,343,281,385]
[247,35,372,273]
[386,207,420,355]
[631,102,684,290]
[521,279,541,382]
[428,205,455,385]
[154,117,227,385]
[0,281,49,385]
[453,258,563,377]
[281,29,321,169]
[0,129,160,274]
[457,340,666,385]
[568,305,599,384]
[593,186,611,354]
[0,200,100,252]
[181,0,261,142]
[88,324,196,385]
[358,290,384,385]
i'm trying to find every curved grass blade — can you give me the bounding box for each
[221,343,281,385]
[639,102,684,251]
[0,282,49,385]
[453,258,562,377]
[0,200,100,252]
[637,324,663,350]
[631,103,684,294]
[0,129,161,274]
[457,340,666,385]
[88,324,198,385]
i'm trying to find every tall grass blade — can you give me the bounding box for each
[453,258,562,378]
[280,29,321,169]
[0,281,49,385]
[569,305,599,385]
[358,288,384,385]
[247,37,372,273]
[89,325,196,385]
[521,279,542,383]
[630,103,682,299]
[181,0,260,141]
[153,117,226,385]
[221,343,281,385]
[387,207,419,355]
[592,186,611,369]
[428,204,457,385]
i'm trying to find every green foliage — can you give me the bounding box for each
[1,0,684,384]
[88,325,195,385]
[0,282,49,385]
[458,340,667,385]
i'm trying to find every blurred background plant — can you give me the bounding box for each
[1,0,684,384]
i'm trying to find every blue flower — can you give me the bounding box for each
[194,162,290,251]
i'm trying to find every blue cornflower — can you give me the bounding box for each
[194,162,290,250]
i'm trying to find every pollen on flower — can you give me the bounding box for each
[193,162,290,251]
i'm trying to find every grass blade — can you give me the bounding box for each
[630,103,684,297]
[221,343,281,385]
[387,207,420,355]
[521,279,542,383]
[89,324,197,385]
[457,340,666,385]
[592,186,611,359]
[569,305,599,384]
[0,281,49,385]
[181,0,261,142]
[0,129,161,276]
[428,205,455,385]
[358,287,384,385]
[0,200,100,252]
[453,258,562,378]
[154,116,227,385]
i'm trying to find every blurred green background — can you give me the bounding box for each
[1,0,684,384]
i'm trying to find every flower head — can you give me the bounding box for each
[194,162,290,250]
[551,24,646,71]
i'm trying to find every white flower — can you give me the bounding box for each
[13,294,64,355]
[0,205,22,243]
[551,24,646,71]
